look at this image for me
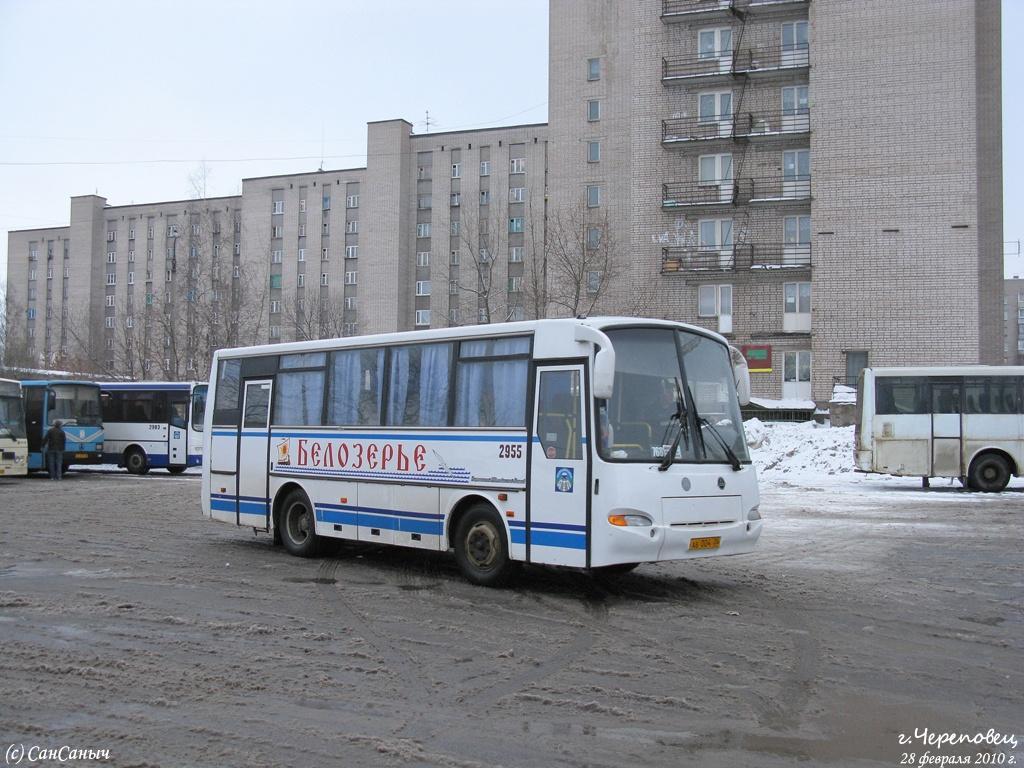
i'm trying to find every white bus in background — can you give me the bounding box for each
[855,366,1024,492]
[99,382,207,474]
[0,379,28,476]
[201,317,761,585]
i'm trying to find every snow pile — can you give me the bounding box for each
[745,418,856,477]
[748,396,815,410]
[830,384,857,404]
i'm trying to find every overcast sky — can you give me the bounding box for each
[0,0,1019,279]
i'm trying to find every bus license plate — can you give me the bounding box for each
[689,536,721,551]
[75,452,88,459]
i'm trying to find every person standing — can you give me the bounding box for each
[41,419,66,480]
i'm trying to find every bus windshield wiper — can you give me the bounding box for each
[658,379,687,472]
[698,416,742,471]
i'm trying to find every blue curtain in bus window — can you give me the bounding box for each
[274,371,325,426]
[455,359,527,427]
[387,344,451,426]
[329,349,384,425]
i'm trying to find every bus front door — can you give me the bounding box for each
[527,364,589,568]
[238,380,273,528]
[168,397,188,467]
[931,381,962,477]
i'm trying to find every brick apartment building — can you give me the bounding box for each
[5,0,1003,402]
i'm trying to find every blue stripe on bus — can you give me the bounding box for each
[211,493,268,503]
[508,519,587,532]
[509,528,587,550]
[211,499,267,515]
[316,501,442,521]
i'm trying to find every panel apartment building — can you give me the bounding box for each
[6,0,1002,402]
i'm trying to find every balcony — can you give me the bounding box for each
[663,45,809,83]
[663,110,810,145]
[742,175,812,203]
[661,0,742,22]
[661,243,811,274]
[733,44,809,76]
[663,180,738,208]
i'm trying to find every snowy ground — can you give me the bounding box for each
[0,423,1021,767]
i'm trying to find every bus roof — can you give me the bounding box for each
[98,381,199,391]
[0,378,21,396]
[867,366,1024,377]
[20,380,101,388]
[210,317,729,360]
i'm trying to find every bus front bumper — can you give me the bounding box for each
[595,518,762,566]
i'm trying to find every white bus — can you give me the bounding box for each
[202,318,761,585]
[99,382,207,474]
[0,379,28,476]
[855,366,1024,492]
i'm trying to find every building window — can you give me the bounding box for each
[587,57,601,81]
[299,199,306,212]
[449,280,459,295]
[480,160,490,176]
[509,187,525,203]
[587,140,601,163]
[272,200,284,214]
[104,316,114,328]
[480,190,491,205]
[587,99,601,122]
[269,325,281,339]
[298,248,307,261]
[699,218,734,252]
[451,163,461,178]
[782,85,809,116]
[450,250,460,266]
[417,223,431,238]
[416,280,432,296]
[322,273,331,286]
[508,276,523,293]
[586,227,602,250]
[698,284,733,334]
[586,271,602,294]
[106,273,116,286]
[508,217,524,233]
[234,242,241,255]
[347,194,359,208]
[321,221,329,235]
[586,185,601,208]
[107,230,116,242]
[323,194,331,210]
[271,300,281,314]
[105,295,115,308]
[782,20,809,54]
[297,273,305,287]
[416,251,430,267]
[107,252,116,264]
[272,250,283,263]
[418,195,432,210]
[344,271,356,285]
[344,322,359,336]
[510,158,525,174]
[270,274,282,289]
[699,153,733,185]
[783,282,812,333]
[450,221,461,236]
[479,248,491,263]
[698,27,733,59]
[322,247,329,261]
[509,246,524,263]
[298,223,306,237]
[346,220,358,233]
[346,245,359,259]
[128,250,135,262]
[698,90,733,122]
[415,309,431,326]
[127,271,135,285]
[128,227,135,239]
[168,225,179,237]
[451,192,461,207]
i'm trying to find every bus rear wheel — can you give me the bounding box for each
[125,448,149,475]
[279,489,322,557]
[968,453,1011,493]
[454,504,514,587]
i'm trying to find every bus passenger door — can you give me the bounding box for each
[527,364,589,567]
[168,395,188,467]
[931,381,962,477]
[238,380,273,528]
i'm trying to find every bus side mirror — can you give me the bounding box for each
[729,346,751,406]
[575,325,615,400]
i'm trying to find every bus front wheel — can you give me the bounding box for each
[454,505,514,587]
[968,453,1011,493]
[125,448,149,475]
[166,466,186,475]
[279,489,322,557]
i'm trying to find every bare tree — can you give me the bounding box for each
[0,282,34,368]
[451,199,517,325]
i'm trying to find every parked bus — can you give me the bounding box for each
[99,381,207,474]
[202,318,761,585]
[21,380,104,471]
[855,366,1024,492]
[0,378,28,476]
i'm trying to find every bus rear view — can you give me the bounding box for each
[22,381,104,471]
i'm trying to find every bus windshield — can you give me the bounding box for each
[598,327,749,465]
[0,395,26,440]
[49,384,102,426]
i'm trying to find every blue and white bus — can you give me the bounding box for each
[99,381,207,474]
[22,380,104,471]
[0,379,28,476]
[201,318,761,585]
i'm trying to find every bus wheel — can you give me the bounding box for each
[166,466,186,475]
[968,453,1011,493]
[279,489,322,557]
[125,448,149,475]
[593,562,640,577]
[454,505,514,587]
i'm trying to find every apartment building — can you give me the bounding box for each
[1003,278,1024,365]
[6,0,1002,403]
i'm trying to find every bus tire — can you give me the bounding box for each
[593,562,640,577]
[967,453,1011,493]
[454,504,514,587]
[125,448,149,475]
[279,488,322,557]
[166,465,186,475]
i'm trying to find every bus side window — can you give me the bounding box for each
[191,388,207,431]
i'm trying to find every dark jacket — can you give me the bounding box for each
[41,424,66,452]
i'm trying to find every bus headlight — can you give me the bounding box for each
[608,513,652,527]
[747,506,761,521]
